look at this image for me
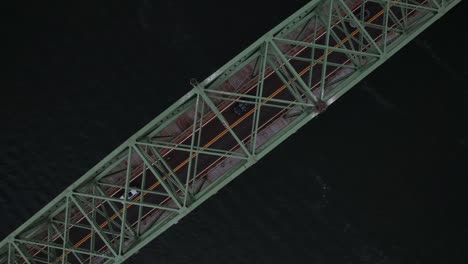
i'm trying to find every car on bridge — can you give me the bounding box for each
[119,188,140,203]
[233,97,254,116]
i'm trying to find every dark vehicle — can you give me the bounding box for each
[349,9,371,28]
[233,97,253,116]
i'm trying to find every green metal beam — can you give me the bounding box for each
[0,0,461,263]
[13,239,112,260]
[196,87,253,159]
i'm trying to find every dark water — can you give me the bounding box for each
[5,0,467,263]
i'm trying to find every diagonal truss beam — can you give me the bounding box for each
[93,185,137,238]
[70,195,118,257]
[0,1,461,263]
[132,145,184,209]
[49,223,85,264]
[146,145,186,192]
[265,56,310,107]
[269,40,319,104]
[196,86,253,159]
[12,243,32,264]
[337,0,383,54]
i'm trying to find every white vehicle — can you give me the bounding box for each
[119,188,140,203]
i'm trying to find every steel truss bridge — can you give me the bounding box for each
[1,0,461,263]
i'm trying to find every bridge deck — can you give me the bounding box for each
[0,0,461,263]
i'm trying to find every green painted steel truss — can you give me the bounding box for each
[0,0,460,263]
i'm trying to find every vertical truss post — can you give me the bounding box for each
[308,15,319,88]
[358,1,366,63]
[89,185,97,264]
[7,242,12,264]
[191,99,205,195]
[183,93,200,207]
[118,148,133,255]
[383,0,390,53]
[319,0,334,100]
[47,225,52,263]
[136,157,147,235]
[251,42,269,155]
[251,55,261,77]
[401,0,409,30]
[61,196,71,264]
